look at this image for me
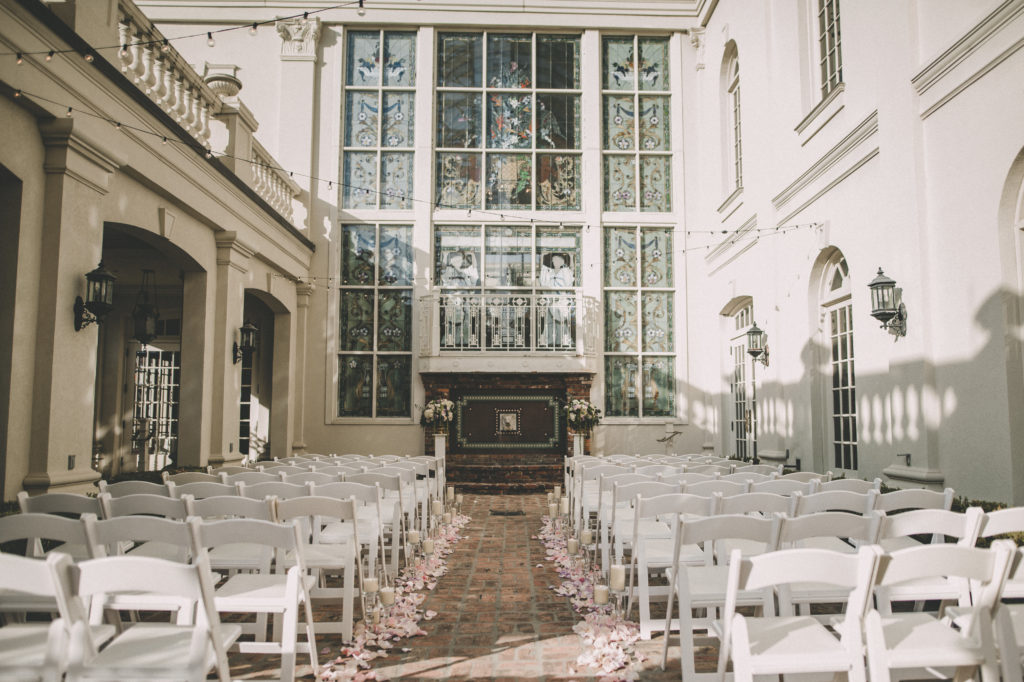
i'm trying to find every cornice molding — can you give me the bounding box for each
[215,231,256,273]
[39,119,125,195]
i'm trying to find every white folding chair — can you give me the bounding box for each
[170,481,237,500]
[594,473,654,571]
[633,464,682,477]
[0,514,91,619]
[274,496,360,643]
[311,481,386,578]
[162,471,221,485]
[719,544,882,682]
[865,541,1015,682]
[790,488,876,516]
[17,491,102,522]
[221,470,279,486]
[874,487,955,514]
[97,480,173,498]
[717,491,791,517]
[61,554,240,682]
[96,493,192,561]
[608,480,682,569]
[345,472,407,570]
[188,517,317,682]
[684,479,749,497]
[209,465,252,476]
[239,481,310,501]
[183,495,277,577]
[733,463,783,476]
[661,513,781,678]
[375,466,425,533]
[818,477,882,493]
[721,472,775,485]
[748,478,817,496]
[779,470,832,484]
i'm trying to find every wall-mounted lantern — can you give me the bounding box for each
[130,269,160,345]
[868,267,907,338]
[74,261,116,331]
[233,321,259,364]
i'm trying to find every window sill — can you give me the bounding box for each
[717,185,743,217]
[795,83,846,145]
[329,418,418,425]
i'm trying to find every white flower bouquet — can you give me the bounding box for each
[420,398,455,430]
[566,398,602,436]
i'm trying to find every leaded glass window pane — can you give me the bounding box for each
[379,226,413,286]
[487,34,532,88]
[487,94,533,149]
[537,94,579,149]
[642,292,672,352]
[437,92,481,148]
[640,156,671,212]
[382,92,414,147]
[339,355,373,417]
[537,35,580,89]
[642,357,674,415]
[536,154,580,210]
[603,37,635,90]
[376,356,412,416]
[641,228,672,287]
[605,356,640,417]
[435,153,481,209]
[604,156,636,212]
[486,154,532,209]
[341,225,376,285]
[340,290,374,351]
[377,290,412,351]
[605,228,637,287]
[485,226,532,287]
[345,92,378,147]
[605,291,639,353]
[343,152,377,209]
[435,226,482,287]
[638,38,669,90]
[537,227,580,287]
[382,32,416,87]
[438,33,482,87]
[604,95,635,150]
[381,153,413,209]
[347,31,380,86]
[639,96,669,150]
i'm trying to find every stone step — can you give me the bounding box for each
[447,460,563,493]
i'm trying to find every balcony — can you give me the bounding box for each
[418,292,600,374]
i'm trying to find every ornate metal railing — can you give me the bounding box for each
[419,292,599,355]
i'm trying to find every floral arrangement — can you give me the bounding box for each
[565,399,602,436]
[420,398,455,428]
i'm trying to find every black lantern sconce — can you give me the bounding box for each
[74,261,116,331]
[130,269,160,345]
[746,321,769,367]
[868,267,907,338]
[232,321,259,364]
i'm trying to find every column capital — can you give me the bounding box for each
[296,281,315,306]
[689,27,707,71]
[215,231,256,273]
[39,119,123,195]
[276,16,321,61]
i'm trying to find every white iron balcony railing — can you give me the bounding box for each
[419,291,600,356]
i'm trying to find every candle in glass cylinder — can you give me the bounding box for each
[379,587,396,606]
[567,538,579,555]
[443,512,452,525]
[547,492,554,503]
[447,486,455,501]
[456,494,463,505]
[422,538,435,555]
[610,564,626,591]
[431,500,443,516]
[372,607,381,625]
[548,503,557,518]
[408,530,420,545]
[580,529,593,545]
[362,577,379,594]
[554,485,561,499]
[594,584,610,605]
[559,496,569,516]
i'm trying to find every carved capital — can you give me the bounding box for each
[689,28,706,71]
[276,16,321,61]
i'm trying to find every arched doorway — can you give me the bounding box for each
[998,147,1024,502]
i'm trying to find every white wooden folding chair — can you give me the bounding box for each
[274,496,360,643]
[97,480,173,498]
[874,487,955,514]
[16,491,102,524]
[311,481,386,578]
[594,473,654,571]
[209,465,251,476]
[162,471,221,485]
[608,480,682,568]
[733,463,783,476]
[719,544,882,682]
[384,460,433,532]
[717,491,791,517]
[96,493,192,561]
[188,517,318,682]
[661,513,781,678]
[721,472,774,485]
[61,554,240,682]
[573,462,630,536]
[633,464,682,477]
[281,471,338,486]
[221,470,279,486]
[748,478,817,496]
[685,463,735,476]
[818,476,882,493]
[657,471,716,486]
[866,541,1015,682]
[779,470,832,484]
[374,466,422,533]
[684,479,749,498]
[790,488,876,516]
[170,481,236,500]
[261,465,308,476]
[345,472,407,570]
[183,495,277,577]
[238,481,310,501]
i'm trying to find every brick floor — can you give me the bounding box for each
[230,493,711,680]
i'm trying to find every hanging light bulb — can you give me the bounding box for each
[206,32,215,47]
[13,90,21,98]
[205,148,213,159]
[46,50,54,62]
[114,121,122,129]
[357,0,366,16]
[161,39,170,52]
[119,44,129,58]
[66,106,72,117]
[15,52,23,64]
[249,22,258,35]
[83,53,94,62]
[161,136,168,145]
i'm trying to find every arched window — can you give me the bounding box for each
[722,298,753,459]
[721,42,742,193]
[820,253,858,470]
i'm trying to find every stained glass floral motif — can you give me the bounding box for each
[605,228,637,287]
[343,152,377,209]
[605,356,639,417]
[347,32,380,86]
[604,95,635,150]
[340,290,374,351]
[485,226,532,286]
[536,154,580,210]
[341,225,376,285]
[603,37,635,90]
[376,356,411,416]
[486,154,531,209]
[345,92,378,147]
[383,92,414,147]
[640,156,670,212]
[438,33,482,87]
[605,291,639,353]
[642,357,674,415]
[639,96,669,151]
[437,92,481,148]
[487,34,532,88]
[487,94,532,148]
[436,153,481,209]
[381,153,413,209]
[537,35,580,89]
[537,94,579,149]
[377,290,412,351]
[639,38,669,91]
[378,226,413,286]
[382,33,415,87]
[641,228,672,287]
[338,355,373,417]
[604,156,636,212]
[642,292,673,352]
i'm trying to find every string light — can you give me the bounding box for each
[357,0,366,15]
[46,50,54,62]
[161,39,170,53]
[65,106,72,117]
[15,53,22,64]
[206,32,215,47]
[249,23,258,35]
[162,136,168,145]
[119,44,129,58]
[13,90,20,97]
[83,53,94,62]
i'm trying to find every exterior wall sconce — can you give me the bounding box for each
[233,321,259,364]
[868,267,907,338]
[746,321,769,367]
[130,269,160,345]
[74,261,116,331]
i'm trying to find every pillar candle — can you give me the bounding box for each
[408,530,420,545]
[554,485,561,499]
[567,538,579,555]
[610,564,626,591]
[431,499,443,516]
[559,496,569,515]
[456,494,463,505]
[594,584,610,605]
[447,486,455,501]
[443,512,451,525]
[548,503,557,518]
[547,492,554,503]
[580,529,593,545]
[372,607,381,624]
[379,587,395,606]
[362,577,379,594]
[422,538,435,555]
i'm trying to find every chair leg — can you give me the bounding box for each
[280,602,298,682]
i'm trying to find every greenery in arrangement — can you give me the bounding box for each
[565,398,602,436]
[420,398,455,429]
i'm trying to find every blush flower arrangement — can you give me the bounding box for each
[420,398,455,431]
[565,399,602,436]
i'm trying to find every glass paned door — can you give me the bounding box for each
[730,342,748,460]
[130,344,180,471]
[829,303,858,469]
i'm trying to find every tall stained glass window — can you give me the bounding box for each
[338,224,414,417]
[603,226,674,417]
[435,33,582,211]
[602,36,672,212]
[343,31,416,209]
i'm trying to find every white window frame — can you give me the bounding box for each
[821,256,858,471]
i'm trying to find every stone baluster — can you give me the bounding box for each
[139,45,155,93]
[118,21,135,73]
[149,56,166,100]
